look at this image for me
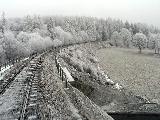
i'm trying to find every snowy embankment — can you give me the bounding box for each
[59,43,123,91]
[0,65,13,81]
[40,54,113,120]
[40,55,82,120]
[0,57,29,81]
[57,43,160,113]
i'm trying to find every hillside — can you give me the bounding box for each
[57,42,160,113]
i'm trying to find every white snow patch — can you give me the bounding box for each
[113,83,123,90]
[62,67,74,82]
[22,57,29,61]
[0,65,13,80]
[106,78,115,85]
[101,70,114,85]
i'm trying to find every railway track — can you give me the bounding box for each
[0,48,54,119]
[19,55,44,120]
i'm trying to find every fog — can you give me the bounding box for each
[0,0,160,27]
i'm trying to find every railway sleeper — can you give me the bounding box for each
[19,56,43,120]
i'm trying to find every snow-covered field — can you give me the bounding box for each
[97,47,160,104]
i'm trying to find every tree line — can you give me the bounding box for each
[0,12,160,64]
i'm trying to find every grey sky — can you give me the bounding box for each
[0,0,160,28]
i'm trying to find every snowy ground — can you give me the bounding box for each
[40,53,113,120]
[58,44,160,113]
[0,67,28,119]
[0,57,29,81]
[97,47,160,104]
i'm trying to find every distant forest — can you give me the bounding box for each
[0,12,160,63]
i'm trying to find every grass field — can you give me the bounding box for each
[96,47,160,103]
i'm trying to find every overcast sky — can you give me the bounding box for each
[0,0,160,28]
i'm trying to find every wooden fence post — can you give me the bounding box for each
[55,56,69,88]
[62,70,64,81]
[57,63,58,73]
[13,59,15,65]
[55,56,57,65]
[60,67,61,77]
[65,78,67,88]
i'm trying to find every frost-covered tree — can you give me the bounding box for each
[95,20,105,41]
[28,33,43,52]
[147,33,156,49]
[85,20,97,42]
[133,33,147,53]
[131,24,139,35]
[17,32,53,55]
[0,45,5,64]
[28,33,53,52]
[9,18,24,35]
[154,34,160,54]
[111,31,122,47]
[79,31,89,42]
[23,15,43,32]
[0,32,6,63]
[0,12,7,34]
[23,15,33,32]
[0,14,159,62]
[36,26,49,37]
[32,16,43,30]
[43,37,54,49]
[46,17,55,39]
[16,32,31,56]
[125,21,130,30]
[136,23,149,36]
[120,28,132,47]
[52,39,62,47]
[17,31,30,43]
[3,31,19,59]
[54,26,73,45]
